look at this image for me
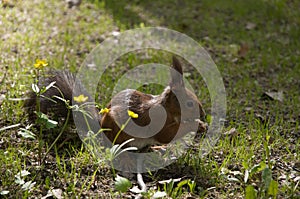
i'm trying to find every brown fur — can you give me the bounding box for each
[101,57,206,148]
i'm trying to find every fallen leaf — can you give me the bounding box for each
[66,0,81,8]
[111,31,120,37]
[238,43,249,58]
[244,107,252,111]
[246,22,256,30]
[255,113,264,120]
[51,189,63,199]
[0,190,9,196]
[41,189,62,199]
[0,94,5,105]
[262,91,284,102]
[223,128,240,140]
[223,128,239,136]
[152,191,167,198]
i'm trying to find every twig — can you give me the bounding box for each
[0,123,21,131]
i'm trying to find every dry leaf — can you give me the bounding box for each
[262,91,284,102]
[223,128,239,137]
[238,43,249,58]
[0,94,5,105]
[246,22,256,30]
[66,0,81,8]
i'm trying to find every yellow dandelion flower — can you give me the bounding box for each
[34,59,48,69]
[127,110,138,119]
[99,107,110,114]
[73,94,88,103]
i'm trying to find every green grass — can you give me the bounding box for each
[1,0,299,198]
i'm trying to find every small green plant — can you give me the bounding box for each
[31,60,59,164]
[242,160,278,198]
[101,111,138,177]
[114,175,132,196]
[105,137,137,177]
[158,178,197,198]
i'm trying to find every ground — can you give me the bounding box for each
[0,0,299,198]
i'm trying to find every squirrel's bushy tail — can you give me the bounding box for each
[25,71,100,131]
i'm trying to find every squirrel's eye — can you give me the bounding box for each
[186,100,194,108]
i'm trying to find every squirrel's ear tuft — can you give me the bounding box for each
[170,56,184,88]
[172,56,183,75]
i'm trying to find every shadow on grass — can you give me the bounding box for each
[90,0,298,43]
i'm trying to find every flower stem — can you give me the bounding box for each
[40,108,70,164]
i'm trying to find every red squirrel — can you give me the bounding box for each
[26,56,207,149]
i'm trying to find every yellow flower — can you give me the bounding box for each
[34,59,48,69]
[99,107,110,114]
[127,110,138,119]
[73,94,88,103]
